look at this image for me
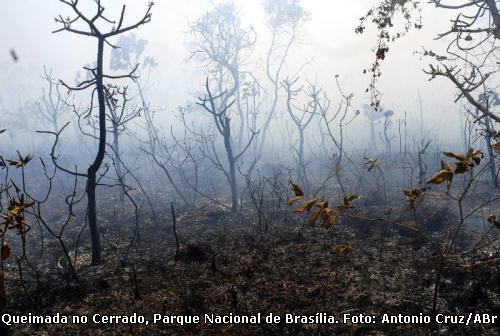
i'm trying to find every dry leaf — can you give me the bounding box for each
[324,211,339,229]
[287,195,304,206]
[309,208,322,226]
[492,142,500,155]
[344,194,359,203]
[402,188,425,210]
[295,198,317,213]
[289,180,304,197]
[487,215,500,228]
[315,201,328,209]
[331,244,353,256]
[338,194,359,211]
[363,157,380,171]
[427,169,453,189]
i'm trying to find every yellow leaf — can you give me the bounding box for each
[309,208,322,226]
[344,194,359,203]
[324,211,339,229]
[338,194,359,211]
[6,153,32,169]
[443,149,483,175]
[440,160,452,171]
[295,198,317,213]
[320,207,334,220]
[492,142,500,155]
[402,188,425,198]
[315,201,328,209]
[287,195,304,206]
[427,169,453,187]
[331,244,353,256]
[402,188,425,210]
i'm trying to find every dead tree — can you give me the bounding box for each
[35,66,66,133]
[362,103,384,153]
[52,0,153,263]
[381,109,394,155]
[240,160,268,234]
[241,76,265,157]
[139,106,202,208]
[109,33,163,218]
[105,85,142,203]
[415,138,431,188]
[197,79,258,212]
[110,33,158,136]
[141,128,197,207]
[22,155,83,283]
[189,2,256,152]
[282,77,316,192]
[317,76,358,194]
[476,90,499,189]
[258,0,309,154]
[110,33,199,209]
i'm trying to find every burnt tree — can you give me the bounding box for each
[197,79,258,212]
[282,77,317,192]
[53,0,153,263]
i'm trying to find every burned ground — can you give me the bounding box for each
[2,199,498,336]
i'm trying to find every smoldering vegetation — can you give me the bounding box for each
[0,1,499,335]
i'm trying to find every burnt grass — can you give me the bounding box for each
[1,202,499,336]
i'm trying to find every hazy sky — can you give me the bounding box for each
[0,0,462,143]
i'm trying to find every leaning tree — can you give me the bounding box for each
[49,0,153,263]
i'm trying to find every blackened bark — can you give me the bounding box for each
[86,38,106,264]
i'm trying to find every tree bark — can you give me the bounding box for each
[484,115,499,189]
[113,125,125,203]
[224,130,239,212]
[86,37,107,264]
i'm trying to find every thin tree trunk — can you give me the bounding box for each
[86,38,106,264]
[298,128,307,192]
[113,127,125,203]
[484,115,499,189]
[224,133,239,212]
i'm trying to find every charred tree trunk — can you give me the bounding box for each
[53,0,153,265]
[197,79,257,213]
[86,37,106,264]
